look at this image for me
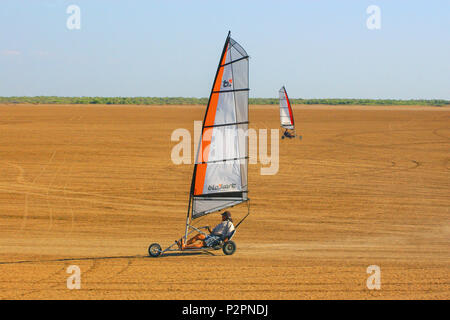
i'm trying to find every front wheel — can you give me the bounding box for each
[148,243,162,257]
[222,241,236,255]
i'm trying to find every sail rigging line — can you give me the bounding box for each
[234,200,251,230]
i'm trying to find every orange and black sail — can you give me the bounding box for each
[189,32,249,219]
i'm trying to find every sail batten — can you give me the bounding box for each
[221,56,250,67]
[190,33,249,219]
[212,88,249,93]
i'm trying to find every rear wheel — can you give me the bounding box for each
[148,243,162,257]
[281,136,285,140]
[222,241,236,255]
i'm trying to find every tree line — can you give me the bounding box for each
[0,96,448,106]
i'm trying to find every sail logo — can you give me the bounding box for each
[208,183,236,191]
[222,79,232,88]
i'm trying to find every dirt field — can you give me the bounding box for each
[0,104,448,299]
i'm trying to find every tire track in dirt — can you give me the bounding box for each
[60,110,80,236]
[115,258,133,276]
[323,127,427,179]
[0,183,165,213]
[330,128,448,149]
[15,258,100,299]
[432,128,450,141]
[1,255,145,298]
[13,262,69,299]
[45,153,66,231]
[280,127,427,183]
[444,158,450,171]
[63,164,76,234]
[93,258,134,284]
[20,151,57,231]
[0,254,146,265]
[0,164,181,210]
[3,161,26,183]
[287,158,421,182]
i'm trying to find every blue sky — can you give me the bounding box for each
[0,0,449,99]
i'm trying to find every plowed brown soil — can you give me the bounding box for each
[0,104,448,299]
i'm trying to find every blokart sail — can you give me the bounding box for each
[148,32,250,257]
[279,86,294,130]
[279,86,300,139]
[191,34,249,220]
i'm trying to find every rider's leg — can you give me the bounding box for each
[181,234,206,249]
[187,234,205,245]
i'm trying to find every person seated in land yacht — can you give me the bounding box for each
[177,211,235,249]
[283,129,295,138]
